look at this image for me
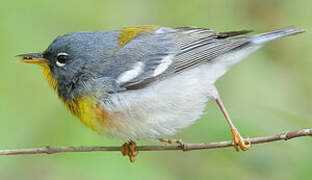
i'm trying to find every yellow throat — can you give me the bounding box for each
[39,64,102,132]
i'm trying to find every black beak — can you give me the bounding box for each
[16,53,48,64]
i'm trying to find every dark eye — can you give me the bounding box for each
[56,52,68,67]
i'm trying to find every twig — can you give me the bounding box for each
[0,128,311,155]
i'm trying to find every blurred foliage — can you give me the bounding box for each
[0,0,312,179]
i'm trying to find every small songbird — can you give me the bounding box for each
[17,25,303,162]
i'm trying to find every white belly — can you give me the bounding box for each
[99,62,225,141]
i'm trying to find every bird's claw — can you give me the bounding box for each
[121,141,138,163]
[158,138,186,150]
[231,128,251,152]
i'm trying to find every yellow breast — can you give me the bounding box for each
[64,96,104,132]
[39,64,110,132]
[65,96,125,133]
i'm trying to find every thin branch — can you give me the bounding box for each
[0,128,311,155]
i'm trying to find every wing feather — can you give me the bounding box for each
[113,27,251,90]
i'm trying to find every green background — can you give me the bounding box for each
[1,0,311,179]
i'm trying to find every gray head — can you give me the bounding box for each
[17,30,120,99]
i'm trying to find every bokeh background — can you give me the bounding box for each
[1,0,311,179]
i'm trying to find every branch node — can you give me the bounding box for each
[181,143,188,152]
[280,131,289,141]
[303,129,312,136]
[176,139,188,151]
[45,145,53,154]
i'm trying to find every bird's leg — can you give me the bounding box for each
[158,138,186,150]
[121,141,138,162]
[215,94,251,151]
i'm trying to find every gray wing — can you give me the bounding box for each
[111,27,252,90]
[173,27,251,73]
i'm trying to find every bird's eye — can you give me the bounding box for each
[56,52,68,67]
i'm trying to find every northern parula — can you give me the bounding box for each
[17,25,304,162]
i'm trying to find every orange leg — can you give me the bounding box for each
[216,98,251,151]
[121,141,138,162]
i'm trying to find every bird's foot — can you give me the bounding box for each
[231,128,251,152]
[121,141,138,163]
[158,138,186,150]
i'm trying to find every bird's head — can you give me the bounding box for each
[17,31,119,99]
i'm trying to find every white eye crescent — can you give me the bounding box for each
[56,52,68,67]
[56,61,66,67]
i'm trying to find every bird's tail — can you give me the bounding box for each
[250,26,304,45]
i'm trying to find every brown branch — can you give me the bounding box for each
[0,128,311,156]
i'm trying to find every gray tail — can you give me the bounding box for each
[251,26,305,44]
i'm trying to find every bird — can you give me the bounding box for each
[17,25,304,162]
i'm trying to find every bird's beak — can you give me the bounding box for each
[16,53,49,65]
